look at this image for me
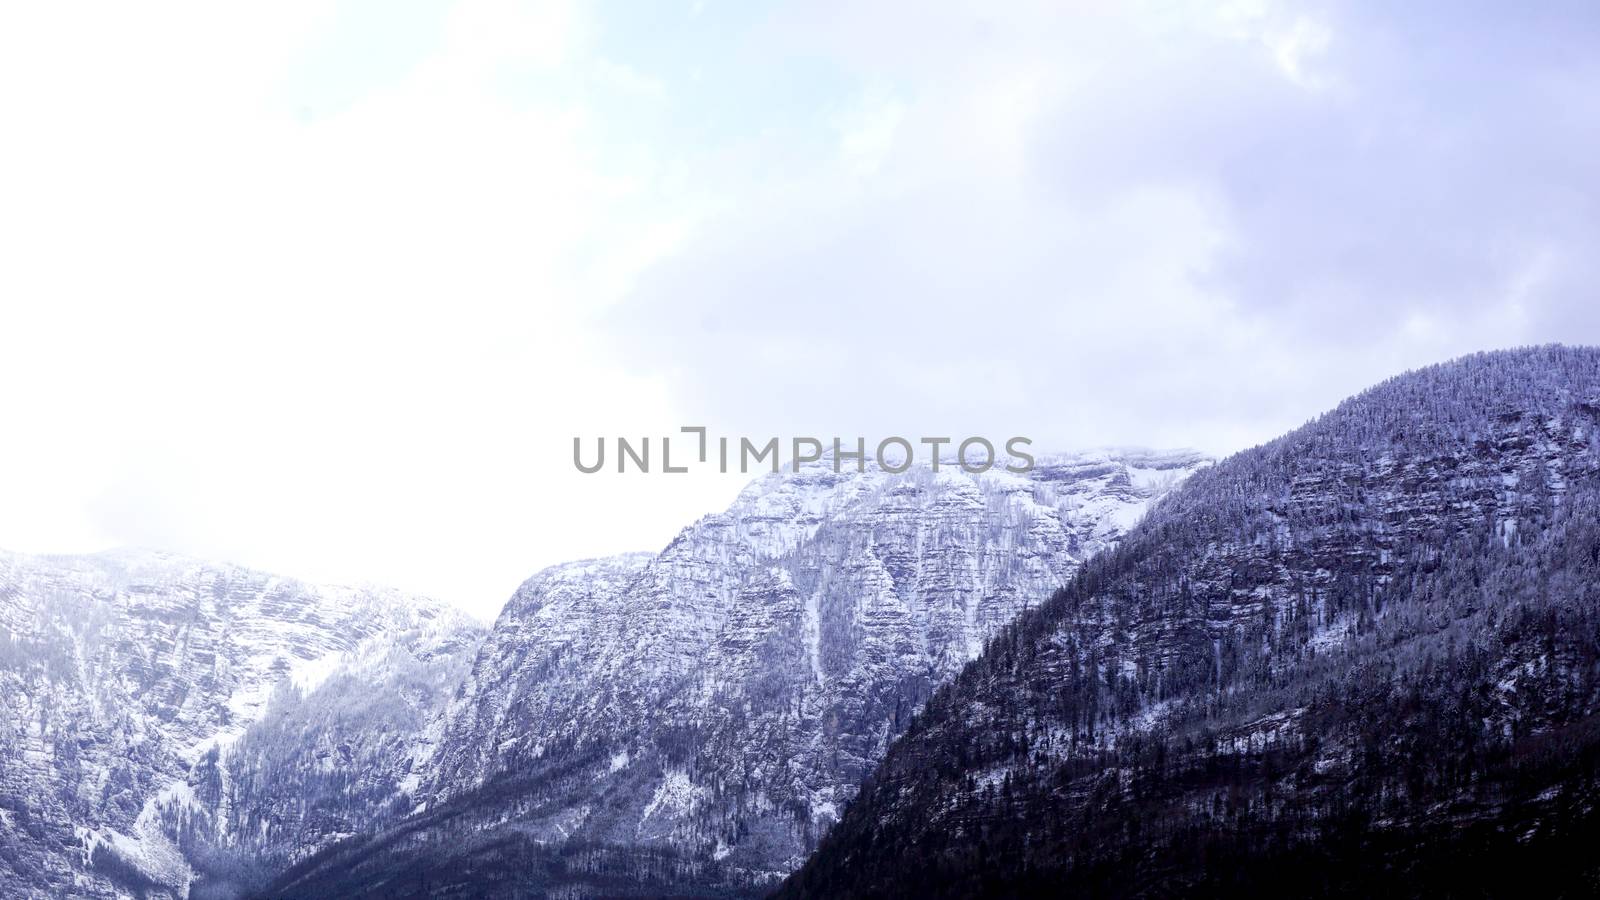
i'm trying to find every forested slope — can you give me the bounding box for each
[781,346,1600,898]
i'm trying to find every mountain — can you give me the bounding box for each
[0,548,484,899]
[259,448,1210,898]
[780,346,1600,898]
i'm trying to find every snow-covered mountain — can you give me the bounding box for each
[264,448,1210,897]
[0,549,484,899]
[781,346,1600,897]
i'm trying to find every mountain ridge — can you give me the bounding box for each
[780,344,1600,897]
[259,446,1211,898]
[0,546,485,899]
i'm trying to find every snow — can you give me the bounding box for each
[290,646,350,694]
[803,585,825,686]
[640,769,705,825]
[2,545,481,898]
[1306,615,1354,654]
[77,811,193,898]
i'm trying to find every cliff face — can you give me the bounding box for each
[265,448,1209,898]
[0,549,482,899]
[781,346,1600,898]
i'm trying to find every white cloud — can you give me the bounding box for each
[0,1,732,616]
[834,87,905,177]
[1264,16,1334,90]
[3,0,1598,618]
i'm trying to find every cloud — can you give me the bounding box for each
[607,0,1600,453]
[0,0,725,614]
[2,0,1597,615]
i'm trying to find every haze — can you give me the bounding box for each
[2,1,1596,618]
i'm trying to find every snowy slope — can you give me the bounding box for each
[267,448,1209,897]
[0,549,483,899]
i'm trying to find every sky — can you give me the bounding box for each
[2,1,1598,620]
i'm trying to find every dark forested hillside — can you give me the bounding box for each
[779,346,1600,898]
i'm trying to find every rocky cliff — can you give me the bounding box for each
[0,549,483,899]
[265,448,1208,897]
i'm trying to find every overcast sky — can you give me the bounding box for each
[3,1,1597,619]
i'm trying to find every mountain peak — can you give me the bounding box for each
[264,446,1211,897]
[0,546,485,899]
[780,346,1600,897]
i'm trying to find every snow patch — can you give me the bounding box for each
[640,769,704,826]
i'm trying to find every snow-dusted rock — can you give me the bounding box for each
[0,549,483,899]
[779,346,1600,897]
[294,448,1206,895]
